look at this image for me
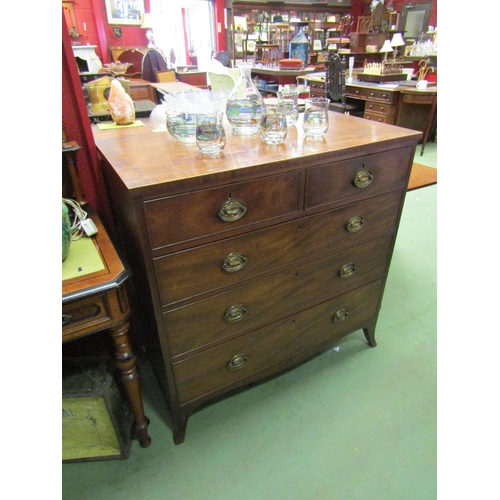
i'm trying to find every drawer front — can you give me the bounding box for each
[364,111,387,123]
[172,279,384,405]
[130,85,153,101]
[145,172,301,250]
[309,81,326,97]
[154,191,401,305]
[305,147,411,210]
[346,87,368,100]
[365,101,391,115]
[62,295,112,340]
[365,89,397,103]
[165,235,394,357]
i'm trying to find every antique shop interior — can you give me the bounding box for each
[61,0,445,498]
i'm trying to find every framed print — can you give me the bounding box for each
[62,1,79,38]
[105,0,144,26]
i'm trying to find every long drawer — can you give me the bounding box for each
[172,279,384,405]
[346,86,398,104]
[165,235,394,358]
[305,147,411,210]
[154,191,402,305]
[144,171,301,250]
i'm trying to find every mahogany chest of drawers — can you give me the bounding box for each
[94,113,421,444]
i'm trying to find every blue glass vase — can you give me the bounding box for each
[289,27,309,68]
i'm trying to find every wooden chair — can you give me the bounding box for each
[155,69,177,83]
[325,51,362,116]
[357,16,372,34]
[141,49,168,82]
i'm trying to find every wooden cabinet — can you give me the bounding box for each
[94,112,421,444]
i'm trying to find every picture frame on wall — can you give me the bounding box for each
[105,0,144,26]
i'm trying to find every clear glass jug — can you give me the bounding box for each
[226,63,266,135]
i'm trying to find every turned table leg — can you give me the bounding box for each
[109,321,151,448]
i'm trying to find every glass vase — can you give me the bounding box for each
[226,63,266,136]
[289,27,309,68]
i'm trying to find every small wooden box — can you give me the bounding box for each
[62,358,133,462]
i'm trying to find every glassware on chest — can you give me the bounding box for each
[226,63,266,136]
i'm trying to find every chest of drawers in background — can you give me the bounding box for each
[94,113,421,444]
[303,77,399,125]
[346,86,399,124]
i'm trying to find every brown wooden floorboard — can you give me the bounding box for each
[407,162,437,191]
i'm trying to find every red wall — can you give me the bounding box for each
[62,10,113,223]
[70,0,152,64]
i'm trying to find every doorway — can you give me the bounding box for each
[150,0,216,69]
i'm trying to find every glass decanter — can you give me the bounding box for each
[226,63,266,136]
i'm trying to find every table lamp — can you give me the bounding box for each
[390,33,405,62]
[141,13,155,49]
[379,39,393,63]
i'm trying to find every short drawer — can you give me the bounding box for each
[309,81,326,97]
[165,235,394,357]
[365,89,398,103]
[172,279,384,405]
[154,191,401,305]
[305,147,411,210]
[62,295,112,341]
[145,171,301,250]
[365,101,391,115]
[364,111,387,123]
[346,87,368,100]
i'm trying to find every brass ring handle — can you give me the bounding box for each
[353,169,374,188]
[62,314,72,325]
[218,199,247,222]
[223,304,248,323]
[333,308,349,323]
[222,252,248,272]
[339,263,356,279]
[346,215,364,233]
[227,354,249,371]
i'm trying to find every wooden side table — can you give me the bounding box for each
[62,214,151,449]
[396,87,437,156]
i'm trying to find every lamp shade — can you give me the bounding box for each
[141,13,153,29]
[390,33,405,47]
[379,40,393,53]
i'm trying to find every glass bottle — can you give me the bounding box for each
[289,27,309,68]
[226,63,266,136]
